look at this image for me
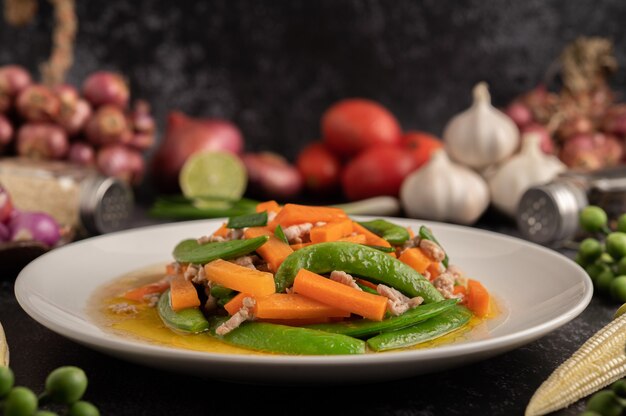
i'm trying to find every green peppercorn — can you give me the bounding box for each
[580,206,609,233]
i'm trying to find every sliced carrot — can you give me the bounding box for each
[290,242,313,250]
[399,248,432,274]
[223,292,350,320]
[256,200,281,214]
[243,226,293,271]
[169,274,201,311]
[427,262,442,280]
[355,278,377,290]
[337,234,367,244]
[407,227,415,239]
[165,263,177,275]
[223,292,249,315]
[212,222,229,238]
[269,204,348,229]
[293,269,387,321]
[204,259,276,297]
[123,279,170,302]
[309,219,354,243]
[466,279,490,318]
[352,222,396,258]
[257,317,333,326]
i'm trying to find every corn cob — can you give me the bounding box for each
[0,322,8,366]
[525,313,626,416]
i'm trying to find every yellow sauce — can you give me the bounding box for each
[88,263,500,355]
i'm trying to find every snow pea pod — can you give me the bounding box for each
[208,317,366,355]
[358,219,410,244]
[173,235,269,264]
[305,299,458,338]
[419,225,449,267]
[366,305,471,351]
[226,211,267,229]
[274,242,444,303]
[157,289,209,334]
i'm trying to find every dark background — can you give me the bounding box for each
[2,0,626,166]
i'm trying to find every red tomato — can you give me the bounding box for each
[322,98,402,157]
[341,145,416,201]
[402,131,443,168]
[296,141,342,193]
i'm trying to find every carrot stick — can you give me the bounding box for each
[169,274,201,311]
[290,242,313,250]
[337,234,367,244]
[257,317,333,326]
[269,204,348,229]
[407,227,415,239]
[256,200,281,213]
[427,262,442,280]
[212,222,230,238]
[243,226,293,271]
[355,278,377,290]
[309,219,354,243]
[123,279,170,302]
[466,279,490,318]
[293,269,388,321]
[352,222,396,257]
[223,292,249,315]
[223,292,351,319]
[204,259,276,297]
[399,248,432,274]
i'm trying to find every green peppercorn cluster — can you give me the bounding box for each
[579,378,626,416]
[0,366,99,416]
[576,206,626,302]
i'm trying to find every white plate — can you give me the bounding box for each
[15,217,592,384]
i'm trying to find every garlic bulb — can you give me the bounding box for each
[489,133,566,217]
[400,149,490,225]
[443,82,519,170]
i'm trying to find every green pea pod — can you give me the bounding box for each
[274,242,443,302]
[365,245,396,253]
[227,212,268,229]
[366,305,471,351]
[157,290,209,334]
[274,225,289,244]
[210,284,234,299]
[208,317,366,355]
[173,235,269,264]
[358,219,410,244]
[305,299,459,338]
[419,225,449,267]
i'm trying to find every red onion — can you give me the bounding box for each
[0,222,8,243]
[17,123,69,159]
[57,99,92,136]
[556,115,594,141]
[127,133,155,151]
[82,71,130,108]
[0,65,32,96]
[9,211,61,246]
[0,185,14,224]
[0,114,13,146]
[242,152,303,200]
[558,133,621,170]
[504,101,533,129]
[521,123,555,154]
[130,100,155,134]
[151,111,244,191]
[68,142,95,166]
[602,104,626,137]
[16,84,61,122]
[85,105,131,146]
[97,144,144,185]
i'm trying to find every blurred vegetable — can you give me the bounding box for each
[151,111,244,192]
[296,141,341,194]
[322,98,401,157]
[0,65,32,112]
[504,100,533,129]
[85,105,130,146]
[402,131,443,169]
[0,223,8,242]
[129,100,155,134]
[16,123,68,160]
[67,142,95,166]
[341,145,415,201]
[9,211,61,246]
[520,123,554,154]
[0,185,14,224]
[54,85,91,136]
[82,71,129,108]
[559,133,623,170]
[242,152,302,200]
[0,114,13,146]
[16,85,60,123]
[443,82,519,170]
[96,144,144,185]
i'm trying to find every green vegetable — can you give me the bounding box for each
[586,263,611,284]
[274,242,444,303]
[157,290,209,334]
[611,379,626,398]
[366,306,471,352]
[68,401,100,416]
[355,281,379,294]
[610,276,626,302]
[35,411,59,416]
[606,232,626,260]
[173,235,268,264]
[585,390,623,416]
[305,299,459,338]
[579,206,609,234]
[596,270,615,295]
[274,225,288,244]
[210,284,234,299]
[358,219,410,245]
[617,257,626,276]
[226,212,267,229]
[618,214,626,233]
[365,245,396,253]
[208,318,366,355]
[579,238,603,263]
[149,195,258,220]
[419,225,449,267]
[4,386,38,416]
[0,365,15,397]
[44,366,87,404]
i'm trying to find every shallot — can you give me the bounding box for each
[17,123,68,159]
[97,144,144,185]
[0,65,32,96]
[68,142,95,166]
[0,114,13,146]
[130,100,155,134]
[9,211,61,246]
[16,84,60,122]
[559,133,623,170]
[504,101,533,129]
[242,152,303,200]
[521,123,555,154]
[0,222,8,243]
[0,185,13,224]
[85,105,131,146]
[82,71,130,108]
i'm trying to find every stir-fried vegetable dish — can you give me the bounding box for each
[109,202,493,355]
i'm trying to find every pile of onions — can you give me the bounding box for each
[0,65,155,186]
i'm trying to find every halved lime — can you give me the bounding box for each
[179,151,247,204]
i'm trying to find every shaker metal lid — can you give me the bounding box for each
[79,176,134,235]
[516,180,587,245]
